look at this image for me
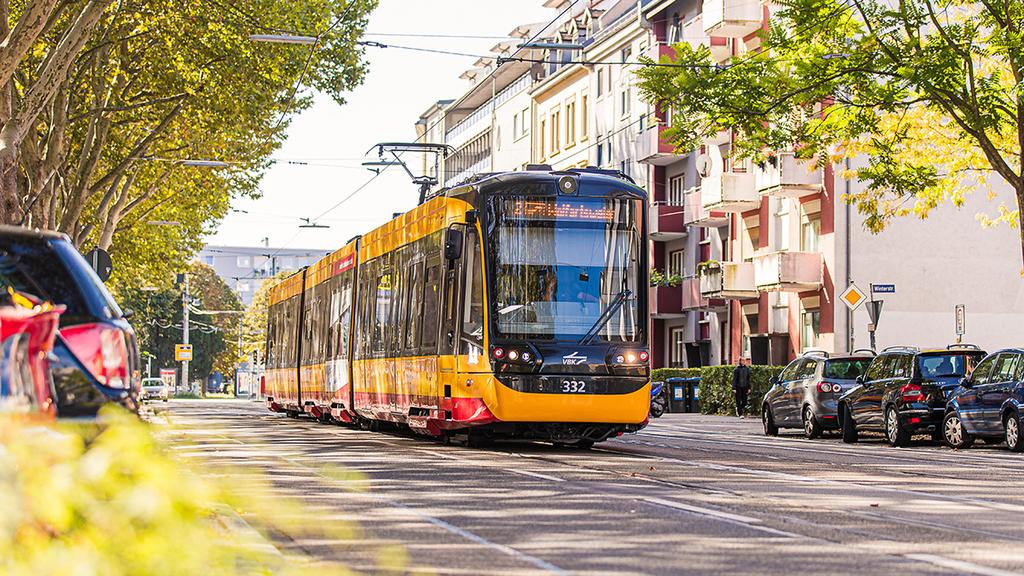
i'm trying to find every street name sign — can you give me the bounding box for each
[872,284,895,293]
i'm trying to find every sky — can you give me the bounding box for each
[204,0,557,252]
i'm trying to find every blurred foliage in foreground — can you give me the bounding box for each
[0,408,360,575]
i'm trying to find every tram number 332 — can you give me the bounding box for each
[561,379,587,393]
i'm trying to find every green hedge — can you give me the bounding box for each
[651,365,785,416]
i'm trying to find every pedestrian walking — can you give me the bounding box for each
[732,357,751,418]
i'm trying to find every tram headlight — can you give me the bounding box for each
[493,348,504,359]
[639,351,649,362]
[609,349,649,365]
[627,353,637,363]
[508,350,520,361]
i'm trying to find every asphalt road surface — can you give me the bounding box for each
[148,399,1024,576]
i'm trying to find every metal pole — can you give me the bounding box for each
[868,283,876,352]
[183,271,192,396]
[236,317,243,398]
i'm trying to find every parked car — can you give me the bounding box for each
[0,226,141,416]
[838,345,986,446]
[942,348,1024,451]
[762,350,875,438]
[141,377,169,402]
[0,302,63,418]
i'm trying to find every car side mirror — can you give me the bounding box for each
[444,226,464,260]
[122,309,134,320]
[768,376,779,386]
[959,376,972,388]
[855,375,865,385]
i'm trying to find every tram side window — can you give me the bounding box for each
[389,253,405,356]
[461,231,484,344]
[353,262,373,361]
[405,261,424,352]
[372,270,391,356]
[421,263,441,350]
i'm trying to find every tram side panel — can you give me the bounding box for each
[325,248,358,422]
[299,272,326,417]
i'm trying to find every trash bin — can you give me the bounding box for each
[667,377,700,413]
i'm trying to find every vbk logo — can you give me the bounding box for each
[562,351,587,365]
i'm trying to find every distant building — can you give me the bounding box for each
[198,245,327,305]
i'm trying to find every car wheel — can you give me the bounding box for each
[1006,413,1024,453]
[886,406,911,447]
[762,406,779,436]
[803,405,823,439]
[840,405,858,443]
[942,411,974,449]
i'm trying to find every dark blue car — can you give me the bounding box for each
[942,349,1024,451]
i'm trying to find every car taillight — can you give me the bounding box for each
[817,381,840,393]
[61,324,129,389]
[901,383,924,402]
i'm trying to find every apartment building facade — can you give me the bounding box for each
[198,245,327,306]
[415,0,1024,368]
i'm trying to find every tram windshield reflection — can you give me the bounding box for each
[486,194,642,342]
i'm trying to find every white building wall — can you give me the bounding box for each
[847,171,1024,352]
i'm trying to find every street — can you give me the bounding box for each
[151,400,1024,575]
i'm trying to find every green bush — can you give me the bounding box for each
[0,408,359,575]
[697,365,784,416]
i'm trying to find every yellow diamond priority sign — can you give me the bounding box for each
[839,284,867,311]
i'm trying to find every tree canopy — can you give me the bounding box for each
[1,0,377,286]
[635,0,1024,261]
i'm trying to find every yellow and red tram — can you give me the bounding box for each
[265,167,651,444]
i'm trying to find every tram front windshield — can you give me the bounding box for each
[487,194,642,342]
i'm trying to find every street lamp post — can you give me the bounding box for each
[182,271,191,396]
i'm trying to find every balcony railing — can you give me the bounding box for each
[753,251,823,291]
[682,186,729,227]
[650,285,684,318]
[637,124,677,166]
[702,0,763,38]
[756,152,823,198]
[698,261,758,299]
[701,172,759,212]
[650,202,687,240]
[680,277,709,310]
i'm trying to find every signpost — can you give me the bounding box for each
[955,304,965,343]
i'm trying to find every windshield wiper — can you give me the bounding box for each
[578,289,631,345]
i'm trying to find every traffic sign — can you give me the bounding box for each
[84,248,113,282]
[955,304,965,336]
[175,344,193,361]
[866,300,884,326]
[839,284,867,310]
[872,284,895,294]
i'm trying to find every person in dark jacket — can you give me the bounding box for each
[732,357,751,417]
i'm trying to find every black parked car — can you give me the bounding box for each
[942,349,1024,451]
[762,350,874,438]
[838,345,986,446]
[0,226,141,416]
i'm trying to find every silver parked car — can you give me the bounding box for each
[762,350,875,438]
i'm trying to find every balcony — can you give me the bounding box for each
[701,172,759,212]
[637,124,677,166]
[678,16,732,62]
[753,251,823,292]
[680,277,709,311]
[698,261,758,299]
[650,202,687,240]
[683,186,728,227]
[702,0,763,38]
[756,153,823,198]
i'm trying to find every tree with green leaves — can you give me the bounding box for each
[1,0,376,286]
[636,0,1024,262]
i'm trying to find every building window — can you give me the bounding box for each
[513,112,520,139]
[621,86,631,117]
[565,99,576,147]
[237,256,250,267]
[205,255,213,265]
[669,174,686,205]
[742,307,758,358]
[597,68,604,97]
[742,214,760,260]
[669,250,685,277]
[596,136,603,166]
[801,296,820,351]
[668,13,681,43]
[580,93,588,139]
[550,108,560,154]
[607,65,612,94]
[621,46,632,63]
[773,198,790,251]
[538,117,546,160]
[670,327,687,367]
[801,200,821,253]
[620,159,630,177]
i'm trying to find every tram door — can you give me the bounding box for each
[439,225,466,413]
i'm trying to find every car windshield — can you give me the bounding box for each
[917,354,978,379]
[486,193,643,341]
[823,358,872,380]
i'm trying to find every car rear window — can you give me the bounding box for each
[917,353,982,379]
[0,234,121,325]
[824,359,871,380]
